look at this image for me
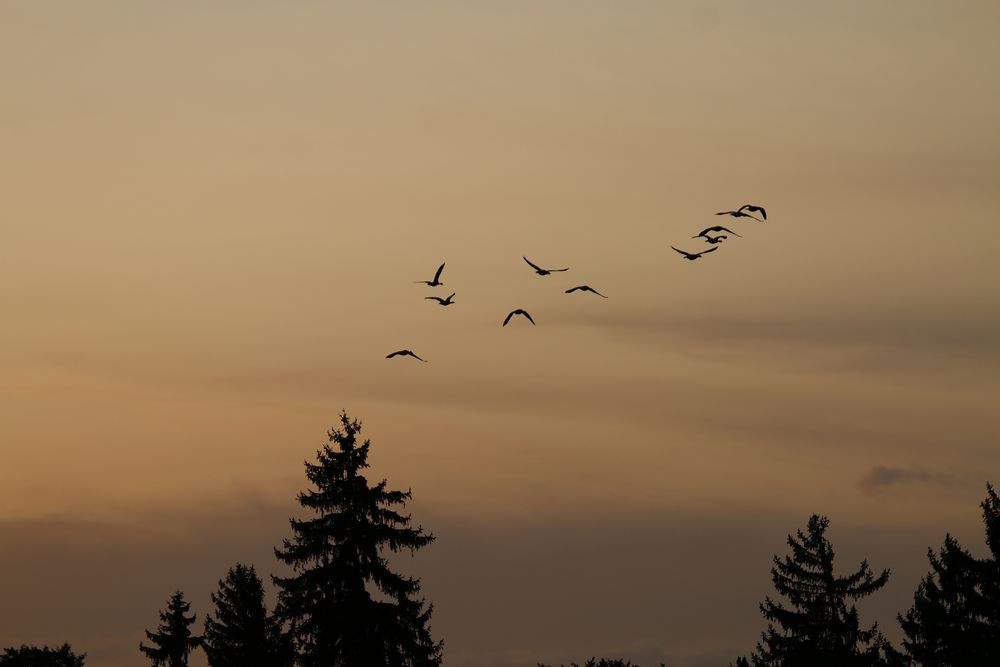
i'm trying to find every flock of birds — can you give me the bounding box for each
[386,203,767,362]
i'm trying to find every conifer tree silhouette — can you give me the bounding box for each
[139,590,202,667]
[272,411,442,667]
[0,644,85,667]
[899,483,1000,665]
[748,515,898,667]
[203,563,291,667]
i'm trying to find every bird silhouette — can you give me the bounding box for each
[693,225,742,238]
[386,350,427,362]
[565,285,608,298]
[671,246,719,260]
[425,293,455,306]
[414,263,446,286]
[503,309,536,326]
[716,204,766,222]
[701,234,727,244]
[523,257,569,276]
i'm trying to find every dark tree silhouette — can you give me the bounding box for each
[898,483,1000,665]
[728,658,751,667]
[139,590,202,667]
[203,563,291,667]
[0,644,85,666]
[748,515,898,667]
[272,411,442,667]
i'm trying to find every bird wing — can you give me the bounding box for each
[386,351,400,358]
[565,286,581,293]
[551,267,569,272]
[715,226,741,236]
[408,352,427,362]
[716,211,732,216]
[503,311,514,326]
[425,296,442,303]
[523,257,543,271]
[699,247,720,256]
[671,246,690,257]
[433,263,445,281]
[522,310,536,324]
[447,293,455,301]
[588,287,608,298]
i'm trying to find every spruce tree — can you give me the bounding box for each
[203,563,290,667]
[0,644,85,666]
[272,411,442,667]
[749,514,895,667]
[898,483,1000,665]
[139,590,202,667]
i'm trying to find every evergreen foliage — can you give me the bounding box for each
[203,563,291,667]
[139,590,202,667]
[898,483,1000,665]
[272,411,442,667]
[749,514,895,667]
[0,644,85,667]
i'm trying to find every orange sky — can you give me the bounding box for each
[2,2,999,666]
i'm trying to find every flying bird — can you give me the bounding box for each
[716,204,766,222]
[701,234,727,244]
[565,285,608,298]
[385,350,427,362]
[671,246,719,261]
[523,257,569,276]
[503,309,536,326]
[693,225,742,238]
[425,293,455,306]
[414,263,446,286]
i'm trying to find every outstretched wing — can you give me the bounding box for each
[550,267,569,272]
[739,204,766,220]
[586,286,608,298]
[523,257,544,272]
[671,246,690,257]
[433,263,445,281]
[565,286,582,293]
[408,351,428,362]
[386,351,401,358]
[716,211,733,216]
[699,246,720,256]
[425,296,442,303]
[521,310,536,325]
[715,225,742,237]
[503,311,515,326]
[447,293,455,301]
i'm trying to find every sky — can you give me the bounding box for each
[1,1,999,665]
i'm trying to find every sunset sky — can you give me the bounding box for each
[2,2,999,666]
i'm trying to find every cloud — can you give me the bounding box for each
[545,300,1000,374]
[858,466,960,495]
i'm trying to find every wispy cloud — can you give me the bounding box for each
[858,465,960,495]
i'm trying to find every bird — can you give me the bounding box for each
[414,263,445,286]
[716,204,766,222]
[523,257,568,276]
[565,285,608,298]
[701,234,727,244]
[386,350,427,362]
[425,293,455,306]
[693,225,742,238]
[671,246,719,261]
[503,309,535,326]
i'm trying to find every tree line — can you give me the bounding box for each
[2,412,998,666]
